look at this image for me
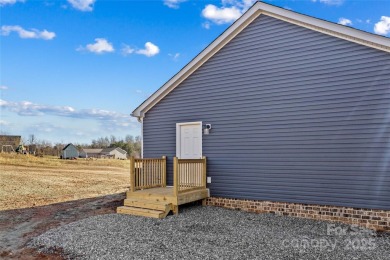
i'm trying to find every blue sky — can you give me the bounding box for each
[1,0,389,144]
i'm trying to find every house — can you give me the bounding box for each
[101,147,128,159]
[120,2,390,229]
[0,135,21,152]
[79,148,103,158]
[79,147,127,159]
[61,143,79,159]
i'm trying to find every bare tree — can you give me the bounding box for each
[29,134,36,145]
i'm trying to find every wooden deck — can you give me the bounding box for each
[117,156,209,218]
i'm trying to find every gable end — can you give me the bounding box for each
[132,2,390,119]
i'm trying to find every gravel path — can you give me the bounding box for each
[30,206,390,260]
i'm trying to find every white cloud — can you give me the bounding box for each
[338,18,352,26]
[1,25,56,40]
[0,99,7,106]
[121,42,160,57]
[320,0,344,5]
[78,38,114,54]
[163,0,186,9]
[0,120,9,126]
[311,0,344,5]
[202,22,211,29]
[0,0,24,6]
[67,0,95,12]
[0,103,140,143]
[1,99,139,136]
[222,0,255,10]
[0,99,132,122]
[121,44,135,56]
[201,0,256,25]
[0,85,8,90]
[136,42,160,57]
[374,16,390,35]
[202,4,242,24]
[168,52,180,61]
[172,53,180,60]
[357,19,371,24]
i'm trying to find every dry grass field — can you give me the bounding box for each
[0,153,130,210]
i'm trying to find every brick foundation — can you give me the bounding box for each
[206,197,390,231]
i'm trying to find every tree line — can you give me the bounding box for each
[23,135,142,157]
[84,135,142,157]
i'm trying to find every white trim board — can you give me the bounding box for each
[141,118,144,158]
[132,2,390,119]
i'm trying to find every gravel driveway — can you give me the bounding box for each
[30,206,390,260]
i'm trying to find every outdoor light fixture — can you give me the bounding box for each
[204,124,212,135]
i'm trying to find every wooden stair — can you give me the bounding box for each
[117,198,172,219]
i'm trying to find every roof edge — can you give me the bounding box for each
[132,1,390,118]
[132,2,261,118]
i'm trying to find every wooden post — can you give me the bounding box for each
[130,156,135,192]
[173,157,179,197]
[173,205,179,215]
[162,156,166,187]
[202,156,207,188]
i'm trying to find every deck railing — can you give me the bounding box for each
[173,156,207,196]
[129,156,166,192]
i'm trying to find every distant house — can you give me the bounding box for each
[0,135,21,152]
[101,147,127,159]
[61,143,79,159]
[79,147,127,159]
[79,148,103,158]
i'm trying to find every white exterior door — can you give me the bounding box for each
[176,122,202,159]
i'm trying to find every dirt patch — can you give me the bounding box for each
[0,154,129,258]
[0,193,126,259]
[0,156,130,210]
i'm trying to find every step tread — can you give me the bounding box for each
[117,206,166,218]
[118,206,164,214]
[124,198,172,211]
[124,198,171,205]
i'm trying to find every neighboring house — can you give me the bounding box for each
[79,148,103,158]
[79,147,127,159]
[0,135,21,152]
[101,147,128,159]
[61,143,79,159]
[130,3,390,228]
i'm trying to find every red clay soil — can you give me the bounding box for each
[0,193,126,259]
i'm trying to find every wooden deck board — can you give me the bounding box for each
[135,187,175,196]
[124,198,172,211]
[117,206,168,218]
[177,189,209,205]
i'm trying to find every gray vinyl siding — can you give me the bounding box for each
[143,15,390,210]
[61,145,79,159]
